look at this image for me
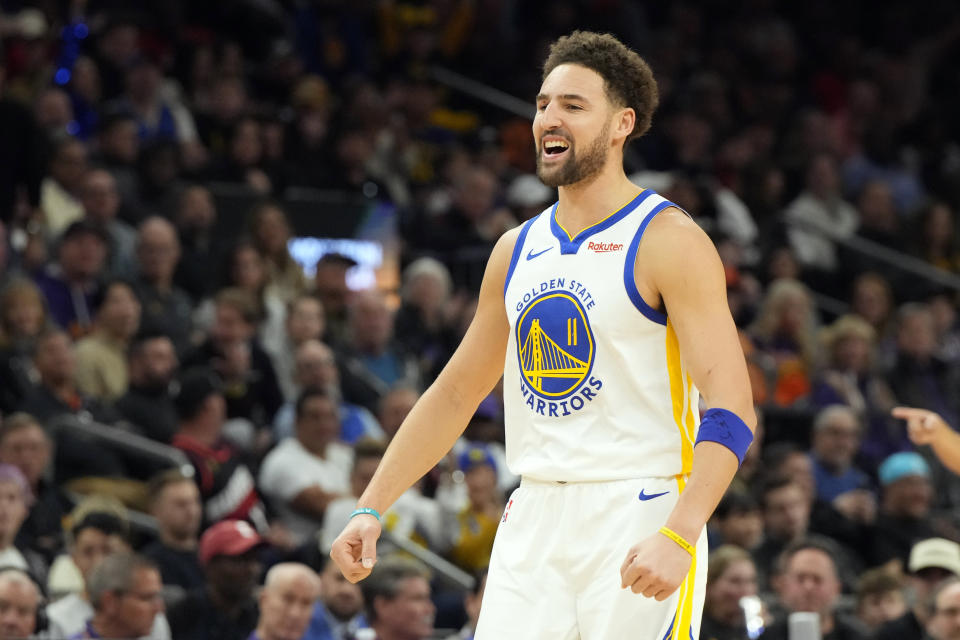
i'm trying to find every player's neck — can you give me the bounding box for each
[556,167,639,234]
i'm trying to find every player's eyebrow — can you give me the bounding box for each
[536,93,590,103]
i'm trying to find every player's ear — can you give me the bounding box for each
[613,107,635,143]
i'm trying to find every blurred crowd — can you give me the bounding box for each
[0,0,960,639]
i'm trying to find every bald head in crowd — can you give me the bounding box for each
[0,569,41,640]
[137,217,181,287]
[255,563,321,640]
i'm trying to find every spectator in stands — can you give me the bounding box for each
[259,388,350,544]
[0,50,44,226]
[48,512,171,639]
[273,340,382,443]
[377,386,420,440]
[74,279,141,402]
[0,413,65,561]
[0,279,49,414]
[700,546,759,640]
[338,289,420,413]
[173,186,222,302]
[808,406,872,503]
[748,278,819,406]
[74,553,164,640]
[246,201,307,304]
[448,445,503,573]
[753,476,812,583]
[252,563,321,640]
[886,303,960,431]
[761,538,868,640]
[217,241,287,362]
[133,217,193,356]
[0,567,42,640]
[710,491,764,552]
[141,470,204,593]
[876,538,960,640]
[116,332,179,443]
[39,137,87,236]
[81,169,136,278]
[871,452,941,566]
[360,558,435,640]
[183,288,283,429]
[0,464,46,583]
[394,258,456,381]
[304,557,367,640]
[93,114,140,215]
[926,578,960,640]
[312,254,356,349]
[208,117,275,194]
[33,220,107,337]
[167,520,263,640]
[849,272,896,344]
[264,294,325,400]
[171,368,268,531]
[854,567,907,634]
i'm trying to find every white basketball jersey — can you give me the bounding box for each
[502,190,700,481]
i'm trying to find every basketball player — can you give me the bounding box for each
[331,31,755,639]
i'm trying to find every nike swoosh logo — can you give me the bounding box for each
[526,247,553,260]
[638,489,669,501]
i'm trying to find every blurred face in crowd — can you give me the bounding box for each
[897,308,937,361]
[377,388,419,439]
[294,340,338,391]
[373,576,435,640]
[924,203,955,247]
[130,336,177,390]
[812,410,860,472]
[914,568,958,615]
[0,574,39,639]
[928,582,960,640]
[534,64,617,189]
[773,290,809,336]
[59,232,107,281]
[98,283,141,340]
[405,272,449,316]
[832,333,871,372]
[72,527,127,580]
[81,170,121,223]
[453,167,497,221]
[465,464,498,510]
[51,140,88,193]
[805,154,839,199]
[0,423,50,488]
[0,482,27,546]
[206,551,261,604]
[781,452,815,500]
[126,61,161,102]
[232,246,266,291]
[763,483,810,542]
[152,480,201,544]
[212,302,254,346]
[257,567,320,640]
[320,559,363,621]
[1,285,45,339]
[852,275,891,328]
[104,567,164,638]
[137,218,181,284]
[716,509,764,551]
[100,118,139,164]
[231,118,262,167]
[35,88,73,132]
[858,181,897,233]
[314,262,352,316]
[882,475,932,519]
[253,206,291,256]
[349,291,393,354]
[34,331,76,386]
[858,588,906,630]
[178,187,216,232]
[71,56,100,103]
[706,559,758,626]
[287,297,324,345]
[351,455,381,498]
[779,549,840,619]
[296,395,339,455]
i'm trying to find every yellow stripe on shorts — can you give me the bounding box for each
[671,475,697,640]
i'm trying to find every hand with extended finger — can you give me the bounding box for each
[893,406,949,446]
[329,512,382,583]
[620,527,694,600]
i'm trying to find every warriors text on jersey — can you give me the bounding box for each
[502,190,700,481]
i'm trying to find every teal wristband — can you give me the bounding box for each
[350,507,381,521]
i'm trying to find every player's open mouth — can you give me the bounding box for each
[542,136,570,161]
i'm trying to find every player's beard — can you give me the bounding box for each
[536,121,610,188]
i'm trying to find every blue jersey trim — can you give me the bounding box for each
[623,200,674,325]
[549,190,654,255]
[503,216,538,297]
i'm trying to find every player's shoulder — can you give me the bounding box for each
[638,205,721,273]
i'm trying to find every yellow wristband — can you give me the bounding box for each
[658,526,695,556]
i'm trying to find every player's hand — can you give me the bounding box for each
[330,514,382,583]
[620,530,693,600]
[893,406,949,446]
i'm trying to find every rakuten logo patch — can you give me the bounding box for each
[587,241,624,252]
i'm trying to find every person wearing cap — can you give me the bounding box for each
[871,451,942,566]
[250,563,320,640]
[894,406,960,476]
[0,463,46,583]
[74,278,142,402]
[447,445,503,573]
[875,537,960,640]
[33,218,107,337]
[167,519,264,640]
[69,553,164,640]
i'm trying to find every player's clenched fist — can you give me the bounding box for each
[619,531,693,600]
[330,514,382,583]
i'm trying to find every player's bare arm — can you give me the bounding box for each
[330,227,518,583]
[894,406,960,474]
[620,208,755,599]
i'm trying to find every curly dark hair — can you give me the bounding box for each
[542,31,659,143]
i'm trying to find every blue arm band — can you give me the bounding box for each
[694,408,754,467]
[350,507,381,521]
